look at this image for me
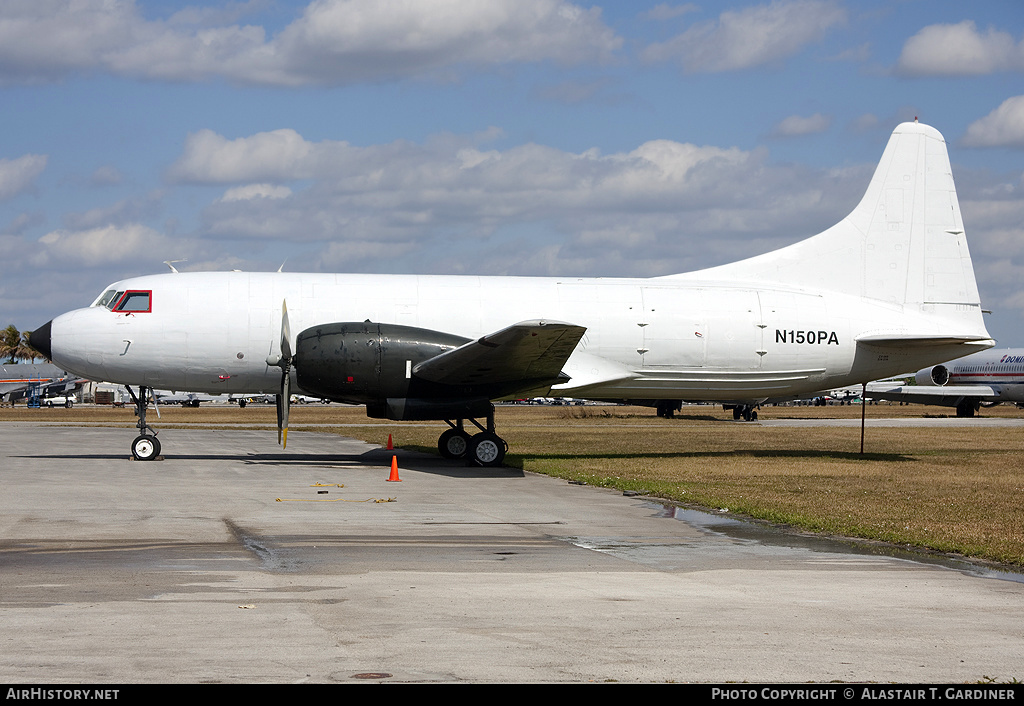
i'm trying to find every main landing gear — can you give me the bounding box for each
[436,406,508,467]
[655,400,682,418]
[126,385,161,461]
[730,404,759,421]
[955,399,980,418]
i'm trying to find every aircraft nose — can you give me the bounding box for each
[28,320,53,361]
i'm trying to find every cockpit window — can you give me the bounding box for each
[114,290,152,313]
[95,289,122,309]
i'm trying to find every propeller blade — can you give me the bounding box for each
[279,364,291,448]
[274,299,294,448]
[276,387,283,442]
[280,300,292,363]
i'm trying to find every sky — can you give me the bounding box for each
[2,0,1024,348]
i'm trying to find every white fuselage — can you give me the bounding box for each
[46,270,985,404]
[919,349,1024,403]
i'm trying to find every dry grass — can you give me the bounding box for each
[4,401,1023,568]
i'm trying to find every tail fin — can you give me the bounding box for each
[679,121,983,311]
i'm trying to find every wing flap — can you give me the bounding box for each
[413,320,586,389]
[551,350,635,394]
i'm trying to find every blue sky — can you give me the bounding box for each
[2,0,1024,348]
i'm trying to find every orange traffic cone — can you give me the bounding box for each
[387,433,393,450]
[387,455,401,482]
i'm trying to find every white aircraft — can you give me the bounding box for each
[29,121,994,464]
[867,348,1024,417]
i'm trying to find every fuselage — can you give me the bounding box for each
[917,349,1024,403]
[42,270,986,404]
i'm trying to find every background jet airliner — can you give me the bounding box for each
[0,362,79,403]
[868,348,1024,417]
[29,121,993,465]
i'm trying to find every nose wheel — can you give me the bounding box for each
[126,385,161,460]
[131,434,161,461]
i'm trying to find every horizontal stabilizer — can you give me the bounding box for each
[867,383,1000,406]
[413,320,586,389]
[856,335,995,348]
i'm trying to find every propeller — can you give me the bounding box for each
[267,300,293,448]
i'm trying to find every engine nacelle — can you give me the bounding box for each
[294,322,491,420]
[915,364,949,386]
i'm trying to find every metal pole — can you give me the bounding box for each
[860,382,867,454]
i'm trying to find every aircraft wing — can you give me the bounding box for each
[413,320,586,390]
[0,364,79,401]
[43,376,86,396]
[865,382,1001,406]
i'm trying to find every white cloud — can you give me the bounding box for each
[896,21,1024,77]
[641,0,846,72]
[771,113,832,137]
[0,154,47,201]
[166,126,874,280]
[266,0,622,85]
[0,0,621,86]
[220,184,293,202]
[168,129,322,182]
[962,96,1024,148]
[35,223,171,267]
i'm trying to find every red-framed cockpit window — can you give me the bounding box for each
[113,290,152,313]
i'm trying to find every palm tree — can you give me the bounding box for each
[19,330,41,362]
[1,325,20,363]
[1,325,43,363]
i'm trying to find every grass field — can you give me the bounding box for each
[4,400,1023,570]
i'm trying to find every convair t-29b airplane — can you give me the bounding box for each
[29,121,993,465]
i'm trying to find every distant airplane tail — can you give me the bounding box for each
[677,120,990,343]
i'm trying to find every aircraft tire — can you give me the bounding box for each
[438,429,470,459]
[468,432,506,467]
[956,401,978,418]
[131,434,161,461]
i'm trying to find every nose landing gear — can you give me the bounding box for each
[126,385,161,460]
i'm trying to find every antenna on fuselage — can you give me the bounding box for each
[163,259,187,273]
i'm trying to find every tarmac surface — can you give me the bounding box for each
[2,423,1023,683]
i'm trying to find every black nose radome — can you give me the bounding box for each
[28,320,52,361]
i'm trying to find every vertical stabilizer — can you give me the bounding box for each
[679,122,982,311]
